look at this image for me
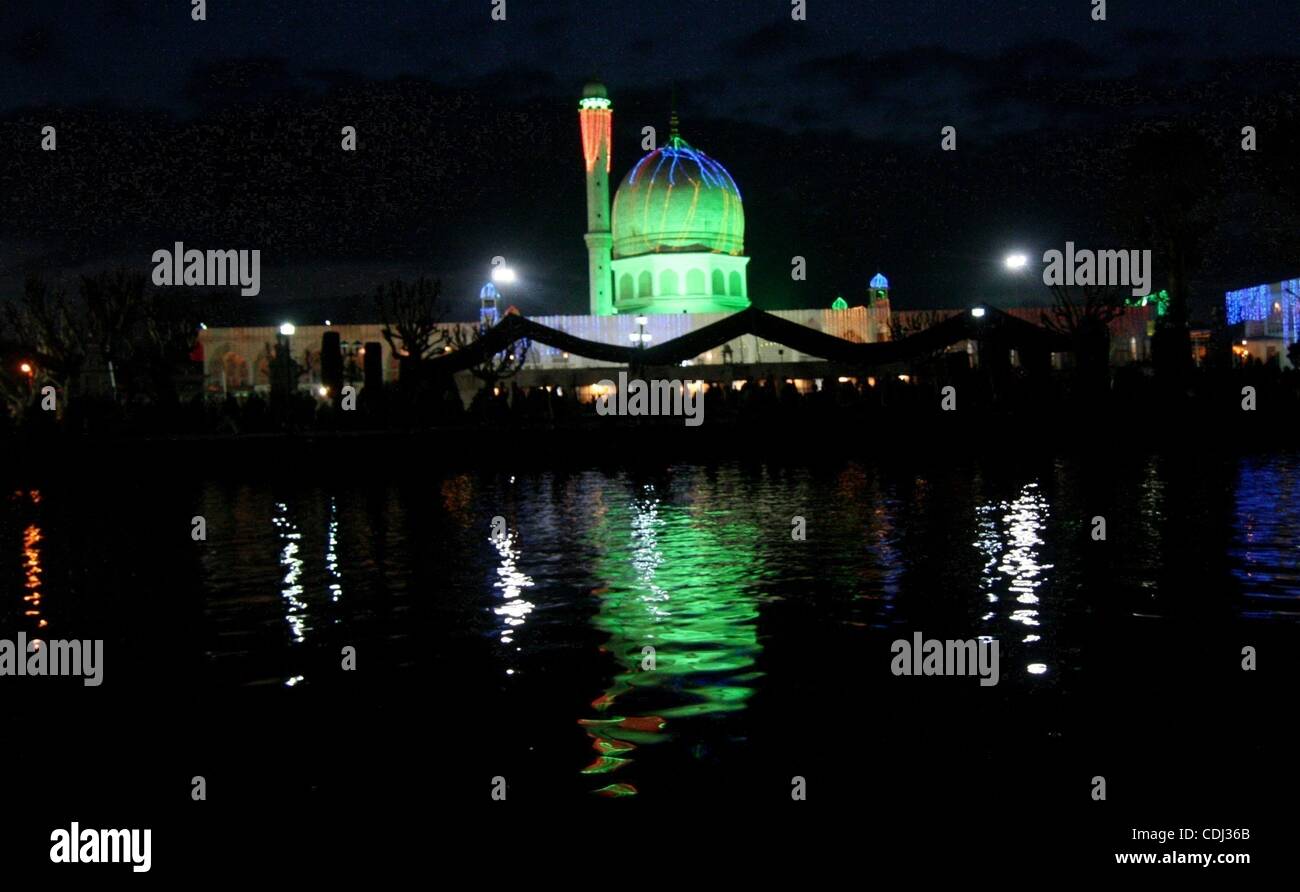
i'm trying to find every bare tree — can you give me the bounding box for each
[1041,282,1127,390]
[80,268,147,373]
[139,293,206,399]
[3,275,85,397]
[374,277,451,361]
[448,320,531,387]
[1039,282,1127,339]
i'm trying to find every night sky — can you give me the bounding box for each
[2,0,1299,324]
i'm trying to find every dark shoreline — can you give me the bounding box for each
[4,405,1293,478]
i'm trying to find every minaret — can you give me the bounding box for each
[579,81,614,316]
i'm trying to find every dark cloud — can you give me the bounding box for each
[1120,26,1186,49]
[180,57,304,114]
[1,26,63,67]
[529,14,571,40]
[728,22,811,60]
[464,66,561,100]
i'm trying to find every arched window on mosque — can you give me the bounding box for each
[619,274,634,301]
[712,269,726,295]
[638,270,653,298]
[660,269,679,296]
[728,271,743,297]
[686,268,705,295]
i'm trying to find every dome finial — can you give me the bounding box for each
[669,86,680,140]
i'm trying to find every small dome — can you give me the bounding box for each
[582,81,607,100]
[870,273,889,290]
[612,135,744,258]
[480,282,500,300]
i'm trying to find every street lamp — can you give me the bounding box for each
[492,265,517,285]
[276,323,295,406]
[629,315,650,346]
[1004,253,1028,271]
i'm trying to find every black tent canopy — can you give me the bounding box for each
[421,305,1070,375]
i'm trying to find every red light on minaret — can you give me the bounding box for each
[581,84,614,315]
[580,97,612,173]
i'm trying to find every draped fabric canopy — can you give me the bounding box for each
[421,306,1070,375]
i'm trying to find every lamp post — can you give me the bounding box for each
[629,316,651,373]
[277,323,295,419]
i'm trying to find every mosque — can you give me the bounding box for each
[197,82,1077,400]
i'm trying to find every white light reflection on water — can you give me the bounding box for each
[273,501,308,645]
[975,482,1054,676]
[489,525,535,648]
[630,487,669,614]
[325,497,343,604]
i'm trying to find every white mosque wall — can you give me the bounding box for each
[518,304,892,370]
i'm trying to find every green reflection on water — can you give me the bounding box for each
[579,484,765,792]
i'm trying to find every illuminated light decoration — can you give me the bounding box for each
[1225,285,1270,324]
[1226,279,1300,346]
[479,281,501,327]
[593,737,635,755]
[572,491,763,794]
[580,82,614,315]
[869,271,890,303]
[615,135,744,257]
[580,105,612,173]
[1127,288,1170,317]
[831,296,848,310]
[593,783,638,798]
[580,755,631,775]
[609,127,750,315]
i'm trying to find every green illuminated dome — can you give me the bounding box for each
[612,135,745,259]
